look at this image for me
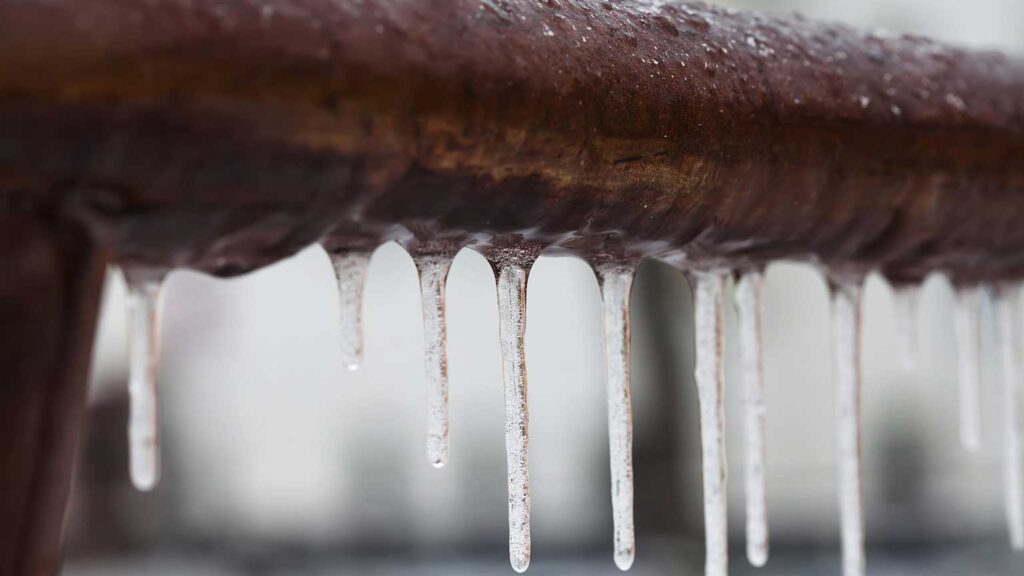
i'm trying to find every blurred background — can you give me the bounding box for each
[63,1,1024,574]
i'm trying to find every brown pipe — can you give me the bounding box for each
[2,0,1023,282]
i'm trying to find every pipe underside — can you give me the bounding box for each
[1,0,1023,281]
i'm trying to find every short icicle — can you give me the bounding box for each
[596,262,637,571]
[123,268,167,492]
[329,250,372,370]
[413,252,456,468]
[892,286,920,371]
[734,270,769,567]
[954,287,983,451]
[488,246,539,573]
[830,278,865,576]
[995,287,1024,550]
[692,270,729,576]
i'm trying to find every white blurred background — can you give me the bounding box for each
[64,1,1024,574]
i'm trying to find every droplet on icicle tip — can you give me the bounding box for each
[413,251,456,468]
[994,286,1024,551]
[830,278,865,576]
[954,286,983,452]
[596,262,638,571]
[487,245,539,574]
[691,270,729,576]
[734,269,769,567]
[123,267,167,492]
[329,250,372,371]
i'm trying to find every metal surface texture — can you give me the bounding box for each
[1,0,1022,282]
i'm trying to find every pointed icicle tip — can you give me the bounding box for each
[328,250,372,371]
[413,251,456,469]
[122,267,167,492]
[596,262,638,571]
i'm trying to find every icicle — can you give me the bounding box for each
[329,251,372,370]
[734,270,768,567]
[954,287,982,451]
[831,279,865,576]
[995,288,1024,550]
[596,263,637,571]
[414,252,456,468]
[892,286,920,370]
[124,269,166,492]
[692,270,729,576]
[489,248,537,574]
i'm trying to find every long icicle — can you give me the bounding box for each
[892,286,920,371]
[597,263,637,571]
[995,287,1024,550]
[414,252,455,468]
[692,270,729,576]
[954,287,983,451]
[493,255,533,573]
[124,271,166,492]
[831,279,865,576]
[329,251,372,370]
[735,270,769,567]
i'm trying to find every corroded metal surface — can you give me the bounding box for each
[0,215,105,576]
[2,0,1023,282]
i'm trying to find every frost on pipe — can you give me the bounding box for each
[734,269,768,567]
[122,267,166,492]
[595,261,638,571]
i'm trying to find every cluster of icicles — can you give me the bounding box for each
[119,242,1024,576]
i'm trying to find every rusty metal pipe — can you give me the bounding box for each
[1,0,1022,283]
[2,1,1024,572]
